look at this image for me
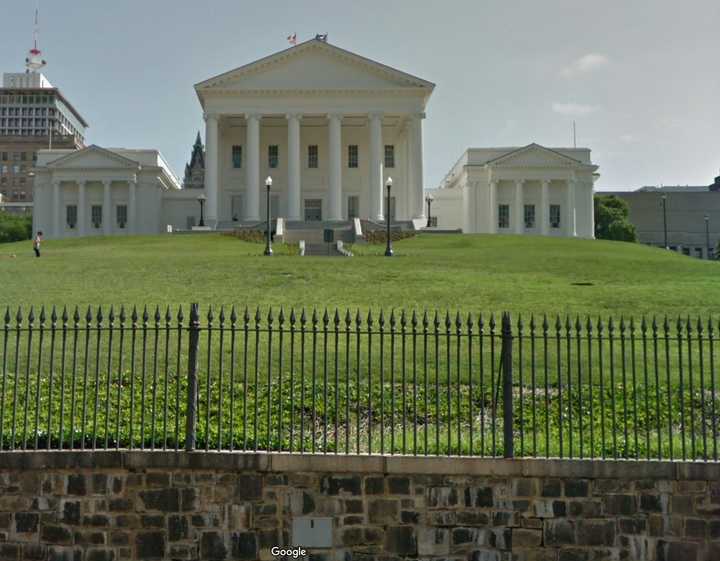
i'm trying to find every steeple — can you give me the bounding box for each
[183,132,205,189]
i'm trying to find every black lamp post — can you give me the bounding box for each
[384,177,393,257]
[705,214,711,260]
[661,194,668,249]
[264,176,273,256]
[197,194,206,227]
[426,193,434,228]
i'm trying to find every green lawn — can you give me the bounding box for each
[0,233,717,317]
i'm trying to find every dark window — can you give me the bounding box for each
[348,196,359,219]
[348,145,358,168]
[232,145,242,168]
[384,145,395,168]
[66,205,77,229]
[268,145,279,168]
[498,205,510,229]
[550,205,561,228]
[524,204,535,228]
[116,205,127,228]
[304,199,322,221]
[308,145,318,168]
[91,205,102,229]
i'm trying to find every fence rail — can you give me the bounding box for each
[0,304,717,461]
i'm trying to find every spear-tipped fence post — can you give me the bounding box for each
[502,312,514,458]
[185,303,200,451]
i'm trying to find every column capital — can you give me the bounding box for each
[285,112,302,121]
[102,179,112,187]
[203,112,219,122]
[327,113,343,122]
[410,112,426,121]
[541,179,552,186]
[514,178,525,187]
[78,180,87,187]
[489,179,499,187]
[244,113,262,122]
[368,111,384,121]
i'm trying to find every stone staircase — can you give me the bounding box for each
[303,243,346,257]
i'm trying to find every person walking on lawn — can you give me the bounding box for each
[32,231,42,258]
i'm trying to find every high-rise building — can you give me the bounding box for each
[0,72,88,204]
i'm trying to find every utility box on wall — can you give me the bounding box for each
[292,517,333,548]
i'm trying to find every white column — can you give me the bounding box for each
[514,179,524,234]
[78,180,86,237]
[408,113,426,219]
[245,114,261,222]
[204,113,219,225]
[52,181,61,237]
[488,180,498,234]
[103,180,112,235]
[368,113,384,221]
[327,113,343,221]
[566,179,577,237]
[541,180,550,236]
[128,180,137,234]
[286,113,301,221]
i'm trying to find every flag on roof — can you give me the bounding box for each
[287,33,297,45]
[315,33,328,42]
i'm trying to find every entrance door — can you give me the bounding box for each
[231,195,243,221]
[304,199,322,222]
[347,196,359,219]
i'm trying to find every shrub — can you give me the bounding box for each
[0,212,32,244]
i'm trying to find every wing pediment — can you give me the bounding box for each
[46,145,140,170]
[488,144,586,168]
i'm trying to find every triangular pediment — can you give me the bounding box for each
[487,144,586,168]
[195,39,434,93]
[46,145,140,170]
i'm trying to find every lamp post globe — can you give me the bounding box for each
[264,176,273,256]
[197,193,207,227]
[425,193,434,228]
[384,177,394,257]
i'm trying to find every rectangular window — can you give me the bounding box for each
[524,204,535,228]
[550,205,561,228]
[347,196,359,219]
[116,205,127,228]
[232,145,242,168]
[348,145,358,168]
[268,145,279,168]
[304,199,322,222]
[91,205,102,229]
[66,205,77,229]
[308,145,318,168]
[384,145,395,168]
[498,204,510,229]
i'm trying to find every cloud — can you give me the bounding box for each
[561,53,609,77]
[552,103,600,116]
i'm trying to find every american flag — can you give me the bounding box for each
[287,33,297,45]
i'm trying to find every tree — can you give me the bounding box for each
[594,195,637,242]
[0,212,32,244]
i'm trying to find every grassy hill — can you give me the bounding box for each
[0,233,716,317]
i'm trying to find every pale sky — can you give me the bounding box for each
[2,0,718,190]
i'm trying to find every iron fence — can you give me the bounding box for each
[0,304,717,461]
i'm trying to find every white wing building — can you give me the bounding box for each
[31,39,599,239]
[429,144,599,237]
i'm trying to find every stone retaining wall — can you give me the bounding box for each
[0,452,718,561]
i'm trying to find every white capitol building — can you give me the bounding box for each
[32,39,598,239]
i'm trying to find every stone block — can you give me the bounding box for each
[47,547,81,561]
[416,527,449,556]
[603,494,637,515]
[14,512,39,533]
[576,519,615,546]
[22,544,47,560]
[86,549,115,561]
[136,531,166,560]
[383,526,416,556]
[321,476,361,496]
[235,475,263,501]
[108,498,132,512]
[456,511,490,526]
[671,495,694,515]
[66,475,86,496]
[363,476,384,495]
[639,494,663,512]
[685,518,706,540]
[451,527,490,549]
[229,504,251,530]
[90,474,109,495]
[145,473,170,488]
[400,510,419,524]
[41,525,73,545]
[363,527,384,545]
[541,479,562,497]
[618,517,646,535]
[110,531,130,547]
[73,530,106,545]
[368,499,399,524]
[428,510,456,526]
[511,478,537,497]
[512,528,542,548]
[231,532,257,560]
[657,540,698,561]
[343,499,363,514]
[544,519,575,546]
[139,488,180,512]
[428,486,459,508]
[341,527,363,547]
[0,543,20,561]
[387,477,411,495]
[465,486,494,508]
[564,479,589,497]
[568,499,602,517]
[168,515,189,542]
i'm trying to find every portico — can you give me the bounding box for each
[194,39,433,228]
